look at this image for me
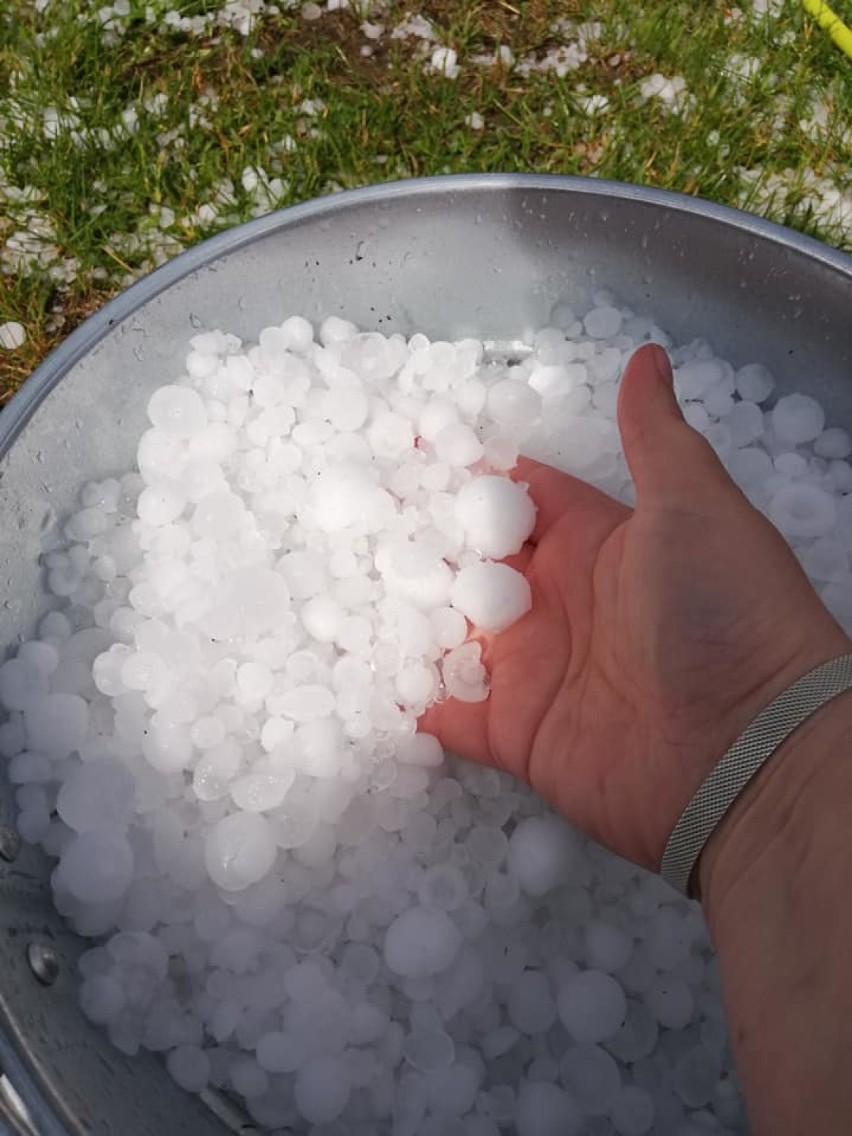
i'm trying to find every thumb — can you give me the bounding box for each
[617,344,735,508]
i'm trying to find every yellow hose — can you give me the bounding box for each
[801,0,852,59]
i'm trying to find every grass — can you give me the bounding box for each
[0,0,850,404]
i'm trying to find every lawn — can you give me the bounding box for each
[0,0,850,404]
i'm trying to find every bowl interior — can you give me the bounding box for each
[1,175,850,1135]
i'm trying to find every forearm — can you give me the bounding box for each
[699,697,852,1135]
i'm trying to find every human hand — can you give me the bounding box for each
[422,344,850,870]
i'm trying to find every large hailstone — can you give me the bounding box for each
[450,562,532,633]
[454,474,536,559]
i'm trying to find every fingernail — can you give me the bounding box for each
[650,344,673,388]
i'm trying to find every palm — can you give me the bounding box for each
[423,348,849,870]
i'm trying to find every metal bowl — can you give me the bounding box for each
[1,174,851,1135]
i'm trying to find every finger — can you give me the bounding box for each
[617,344,736,508]
[418,696,492,768]
[512,455,627,542]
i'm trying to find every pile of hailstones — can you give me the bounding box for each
[3,299,852,1136]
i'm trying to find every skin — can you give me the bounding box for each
[423,343,852,1134]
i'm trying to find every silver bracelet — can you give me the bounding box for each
[660,653,852,897]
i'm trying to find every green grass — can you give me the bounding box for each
[0,0,850,402]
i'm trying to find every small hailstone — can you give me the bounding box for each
[557,970,627,1043]
[450,561,531,632]
[419,399,459,442]
[79,974,126,1024]
[442,641,489,702]
[454,475,536,558]
[310,463,385,532]
[204,813,277,891]
[381,545,455,610]
[295,718,345,777]
[507,815,576,896]
[815,426,852,459]
[167,1045,210,1093]
[294,1055,350,1124]
[279,315,314,351]
[466,824,508,867]
[368,411,415,458]
[256,1031,303,1073]
[300,594,344,641]
[137,485,186,526]
[507,970,557,1034]
[384,906,462,977]
[584,920,632,973]
[424,1062,481,1116]
[771,392,825,443]
[57,759,135,832]
[583,306,623,339]
[514,1080,582,1136]
[0,658,44,711]
[24,693,88,757]
[769,483,836,539]
[403,1026,455,1072]
[728,445,773,488]
[394,665,436,710]
[229,1056,269,1099]
[674,359,725,400]
[147,385,207,438]
[725,400,764,447]
[774,452,807,478]
[429,45,460,78]
[418,863,468,911]
[611,1085,655,1135]
[673,1048,721,1109]
[319,315,358,345]
[59,828,135,903]
[0,320,26,349]
[704,383,735,420]
[277,681,336,717]
[735,362,775,403]
[236,661,273,700]
[644,909,692,970]
[645,975,694,1029]
[230,771,294,813]
[487,380,542,429]
[397,733,445,767]
[559,1044,621,1116]
[434,421,484,467]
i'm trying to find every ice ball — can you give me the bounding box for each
[204,813,277,892]
[384,906,462,978]
[507,815,576,896]
[450,562,531,633]
[59,827,134,903]
[771,393,825,444]
[454,475,536,559]
[514,1080,582,1136]
[557,970,627,1044]
[25,693,89,758]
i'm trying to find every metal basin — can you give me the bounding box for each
[1,174,851,1135]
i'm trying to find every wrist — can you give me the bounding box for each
[696,663,852,1136]
[699,680,852,926]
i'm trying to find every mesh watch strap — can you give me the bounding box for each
[661,653,852,897]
